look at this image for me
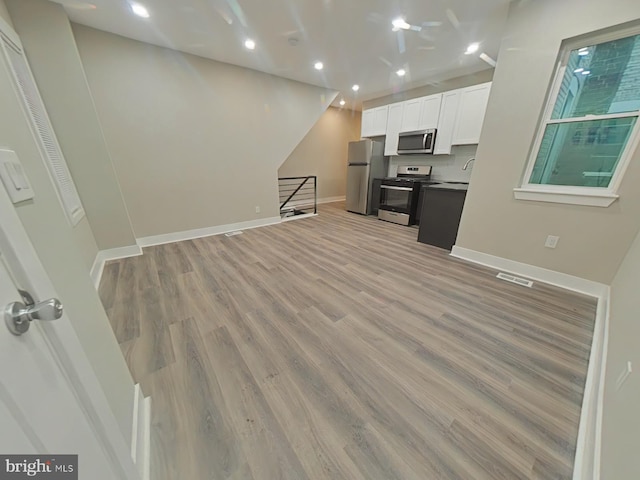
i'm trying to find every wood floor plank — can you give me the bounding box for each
[101,202,596,480]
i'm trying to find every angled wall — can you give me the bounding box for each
[73,25,337,238]
[278,107,361,200]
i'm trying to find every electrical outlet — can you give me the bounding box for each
[255,206,260,214]
[545,235,559,248]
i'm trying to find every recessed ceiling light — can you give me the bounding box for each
[465,42,480,55]
[574,67,584,73]
[581,70,591,75]
[314,61,324,70]
[578,49,589,56]
[339,99,346,106]
[130,2,149,18]
[396,69,406,77]
[244,39,256,50]
[352,84,360,92]
[392,18,411,31]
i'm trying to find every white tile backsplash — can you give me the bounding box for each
[388,145,478,182]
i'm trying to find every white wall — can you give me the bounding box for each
[455,0,640,284]
[73,25,336,238]
[6,0,137,252]
[278,107,361,199]
[0,0,11,27]
[601,228,640,478]
[0,5,135,442]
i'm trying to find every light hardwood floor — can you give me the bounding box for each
[99,202,596,480]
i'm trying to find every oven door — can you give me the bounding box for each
[379,184,413,213]
[378,184,414,225]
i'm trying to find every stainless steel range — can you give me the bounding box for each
[378,165,439,226]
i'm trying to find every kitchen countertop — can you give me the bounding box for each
[424,182,469,192]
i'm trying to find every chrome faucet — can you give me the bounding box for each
[462,157,475,170]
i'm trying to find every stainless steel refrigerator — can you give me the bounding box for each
[346,139,387,215]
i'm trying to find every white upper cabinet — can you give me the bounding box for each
[361,105,389,137]
[384,102,404,156]
[418,94,442,130]
[399,94,443,133]
[452,82,492,145]
[400,98,422,132]
[434,90,461,155]
[361,109,375,138]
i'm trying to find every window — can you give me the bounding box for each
[515,27,640,207]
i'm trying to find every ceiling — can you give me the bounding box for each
[54,0,511,107]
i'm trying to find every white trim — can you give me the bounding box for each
[130,384,151,480]
[450,246,608,297]
[136,216,281,248]
[519,26,640,202]
[513,187,618,207]
[317,195,346,204]
[449,246,609,480]
[281,213,318,223]
[546,111,638,124]
[90,245,143,289]
[141,396,151,480]
[573,289,609,480]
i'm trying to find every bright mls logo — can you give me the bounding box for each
[0,455,77,479]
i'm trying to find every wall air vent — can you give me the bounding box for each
[224,231,243,237]
[496,272,533,288]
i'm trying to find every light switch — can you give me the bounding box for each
[0,148,34,204]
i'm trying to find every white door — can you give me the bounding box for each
[0,184,138,478]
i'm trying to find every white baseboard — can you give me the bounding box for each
[450,246,608,298]
[281,213,318,223]
[136,216,281,248]
[450,245,609,480]
[131,384,151,480]
[573,289,609,480]
[90,244,143,289]
[317,196,345,204]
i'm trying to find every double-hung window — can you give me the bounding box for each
[515,27,640,207]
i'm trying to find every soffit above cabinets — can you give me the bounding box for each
[53,0,509,103]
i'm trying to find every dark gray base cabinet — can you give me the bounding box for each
[418,187,467,250]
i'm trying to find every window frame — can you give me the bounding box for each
[515,25,640,207]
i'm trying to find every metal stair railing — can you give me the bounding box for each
[278,176,317,217]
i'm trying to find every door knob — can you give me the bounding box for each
[5,298,63,336]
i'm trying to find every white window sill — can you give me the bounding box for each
[513,187,619,207]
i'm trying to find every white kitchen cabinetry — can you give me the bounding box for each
[384,102,404,156]
[400,98,421,132]
[452,82,492,145]
[434,90,461,155]
[399,94,442,133]
[361,105,389,137]
[418,94,442,130]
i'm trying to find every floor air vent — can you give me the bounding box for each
[496,272,533,288]
[224,231,243,237]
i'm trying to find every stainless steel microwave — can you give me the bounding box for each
[397,129,436,154]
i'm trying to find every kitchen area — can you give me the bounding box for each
[346,81,491,251]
